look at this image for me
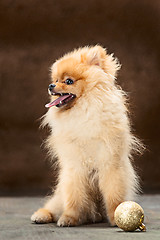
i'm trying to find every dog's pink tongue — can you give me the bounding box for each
[45,95,69,108]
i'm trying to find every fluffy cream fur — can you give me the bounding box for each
[31,46,142,227]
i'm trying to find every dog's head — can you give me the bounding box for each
[45,45,120,110]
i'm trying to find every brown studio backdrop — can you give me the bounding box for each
[0,0,160,195]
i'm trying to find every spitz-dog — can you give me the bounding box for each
[31,46,142,227]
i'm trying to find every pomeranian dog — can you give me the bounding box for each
[31,45,142,227]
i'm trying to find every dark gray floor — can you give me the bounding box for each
[0,195,160,240]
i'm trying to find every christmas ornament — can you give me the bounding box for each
[114,201,146,232]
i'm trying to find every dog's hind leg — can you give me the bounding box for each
[98,161,137,226]
[31,187,63,224]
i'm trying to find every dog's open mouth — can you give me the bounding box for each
[45,93,76,108]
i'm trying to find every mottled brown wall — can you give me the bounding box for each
[0,0,160,195]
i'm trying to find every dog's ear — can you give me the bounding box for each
[81,46,121,78]
[84,45,106,67]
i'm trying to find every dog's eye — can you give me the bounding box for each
[65,78,74,85]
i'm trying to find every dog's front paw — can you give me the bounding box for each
[57,214,78,227]
[31,208,53,224]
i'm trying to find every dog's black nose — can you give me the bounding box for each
[49,84,56,91]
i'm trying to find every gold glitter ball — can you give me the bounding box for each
[114,201,146,232]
